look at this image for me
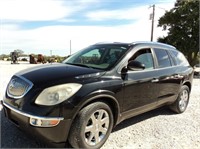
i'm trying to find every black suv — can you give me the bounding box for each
[2,42,193,148]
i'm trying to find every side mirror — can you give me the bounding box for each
[127,60,145,71]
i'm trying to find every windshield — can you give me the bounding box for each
[63,44,130,70]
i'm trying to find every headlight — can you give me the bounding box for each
[35,83,82,106]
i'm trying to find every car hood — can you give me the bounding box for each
[15,63,104,88]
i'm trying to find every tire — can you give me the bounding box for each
[68,102,114,149]
[169,85,190,113]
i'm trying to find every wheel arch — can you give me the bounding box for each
[72,93,121,127]
[182,81,192,93]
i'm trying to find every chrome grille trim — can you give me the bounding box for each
[7,75,33,99]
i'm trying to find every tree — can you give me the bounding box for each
[158,0,199,66]
[14,49,24,56]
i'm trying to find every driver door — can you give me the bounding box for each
[122,48,158,115]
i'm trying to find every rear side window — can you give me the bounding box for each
[171,50,189,66]
[154,48,171,68]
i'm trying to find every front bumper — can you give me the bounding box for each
[2,101,72,147]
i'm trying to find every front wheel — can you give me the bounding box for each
[68,102,114,149]
[169,85,190,113]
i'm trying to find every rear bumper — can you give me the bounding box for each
[2,101,72,147]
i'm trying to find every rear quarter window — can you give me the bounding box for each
[170,50,189,66]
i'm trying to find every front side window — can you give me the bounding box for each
[63,45,129,70]
[130,49,154,70]
[154,48,171,68]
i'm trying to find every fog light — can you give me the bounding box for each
[30,118,42,126]
[30,118,60,127]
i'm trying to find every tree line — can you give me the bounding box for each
[158,0,199,66]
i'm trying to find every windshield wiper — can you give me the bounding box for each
[66,63,93,69]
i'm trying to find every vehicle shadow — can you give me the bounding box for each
[1,106,174,148]
[112,106,174,132]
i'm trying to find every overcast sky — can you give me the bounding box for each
[0,0,176,56]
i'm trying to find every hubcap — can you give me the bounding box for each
[84,109,110,146]
[179,89,189,111]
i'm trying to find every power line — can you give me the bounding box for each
[156,6,167,12]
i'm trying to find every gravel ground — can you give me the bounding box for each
[0,61,200,148]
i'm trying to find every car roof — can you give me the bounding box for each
[94,42,131,47]
[94,41,176,50]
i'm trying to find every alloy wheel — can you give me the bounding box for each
[84,109,110,146]
[179,89,189,111]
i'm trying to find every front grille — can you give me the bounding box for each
[7,75,33,99]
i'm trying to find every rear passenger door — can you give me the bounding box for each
[153,48,181,104]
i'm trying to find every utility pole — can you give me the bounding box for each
[150,4,155,41]
[70,40,72,55]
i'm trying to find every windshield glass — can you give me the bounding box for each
[63,44,130,70]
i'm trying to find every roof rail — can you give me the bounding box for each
[131,41,176,49]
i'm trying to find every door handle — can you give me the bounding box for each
[151,78,159,83]
[174,74,180,78]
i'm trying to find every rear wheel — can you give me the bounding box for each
[68,102,114,149]
[169,85,190,113]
